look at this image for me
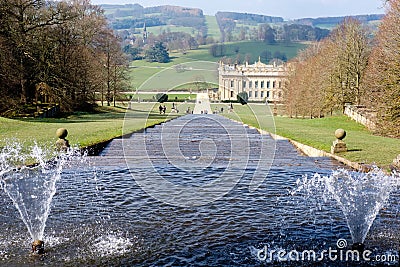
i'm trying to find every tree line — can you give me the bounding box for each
[284,0,400,137]
[216,12,329,43]
[0,0,128,115]
[294,14,384,27]
[111,17,164,30]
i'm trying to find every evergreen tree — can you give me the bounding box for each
[145,42,170,63]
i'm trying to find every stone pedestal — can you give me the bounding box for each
[331,139,347,153]
[331,128,347,154]
[56,138,70,152]
[392,154,400,170]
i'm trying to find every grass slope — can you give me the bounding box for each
[219,103,400,168]
[0,103,194,150]
[205,15,221,40]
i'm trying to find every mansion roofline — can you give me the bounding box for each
[219,58,287,75]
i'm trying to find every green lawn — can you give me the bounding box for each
[128,93,197,102]
[167,93,197,101]
[0,103,194,150]
[218,103,400,168]
[130,59,219,91]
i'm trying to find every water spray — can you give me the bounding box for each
[292,168,399,251]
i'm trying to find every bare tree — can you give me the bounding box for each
[284,18,371,118]
[0,0,74,104]
[330,18,371,109]
[363,0,400,136]
[0,0,127,113]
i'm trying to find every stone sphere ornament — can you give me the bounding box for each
[55,128,70,151]
[56,128,68,139]
[334,128,346,140]
[331,128,348,153]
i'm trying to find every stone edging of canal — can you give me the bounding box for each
[227,118,367,172]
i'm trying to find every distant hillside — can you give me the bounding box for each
[103,4,205,30]
[102,4,203,20]
[144,5,203,17]
[215,11,329,43]
[216,12,284,24]
[99,4,384,61]
[293,14,384,28]
[101,4,383,34]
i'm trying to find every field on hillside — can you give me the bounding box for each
[205,15,221,40]
[222,41,305,62]
[146,25,195,35]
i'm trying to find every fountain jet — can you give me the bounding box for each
[293,168,399,247]
[0,142,70,255]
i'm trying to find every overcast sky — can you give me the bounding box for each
[90,0,386,19]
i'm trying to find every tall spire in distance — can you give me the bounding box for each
[143,22,148,43]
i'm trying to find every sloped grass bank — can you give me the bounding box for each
[0,102,193,151]
[220,103,400,168]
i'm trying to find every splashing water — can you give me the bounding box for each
[91,234,134,257]
[292,168,399,244]
[0,141,77,241]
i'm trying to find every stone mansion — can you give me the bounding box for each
[217,59,287,102]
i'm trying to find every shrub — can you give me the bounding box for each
[156,93,168,103]
[237,92,248,105]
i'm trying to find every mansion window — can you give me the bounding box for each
[267,91,270,98]
[255,81,259,88]
[267,81,270,88]
[273,81,276,88]
[261,91,264,98]
[230,80,234,88]
[249,91,252,97]
[255,91,258,98]
[249,81,253,88]
[230,91,234,98]
[261,81,265,89]
[243,81,246,88]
